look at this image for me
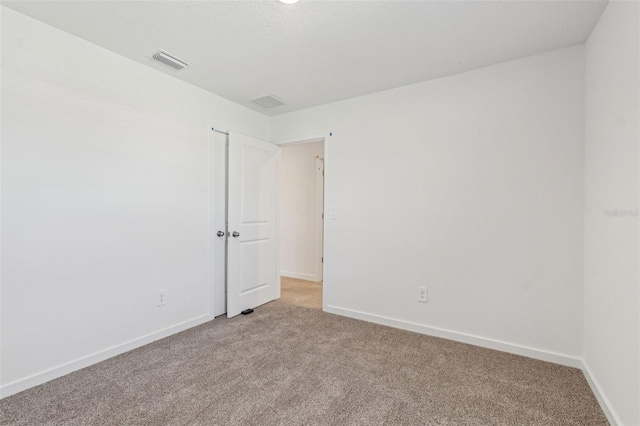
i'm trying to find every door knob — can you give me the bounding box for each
[232,231,240,237]
[216,231,225,237]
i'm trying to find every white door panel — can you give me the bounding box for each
[227,131,278,317]
[210,131,228,317]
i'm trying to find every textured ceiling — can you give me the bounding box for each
[2,0,607,116]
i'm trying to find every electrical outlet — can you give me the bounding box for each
[156,290,167,307]
[418,287,428,303]
[329,207,337,220]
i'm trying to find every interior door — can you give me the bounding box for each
[227,131,278,317]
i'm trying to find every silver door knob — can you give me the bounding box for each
[232,231,240,237]
[216,231,225,237]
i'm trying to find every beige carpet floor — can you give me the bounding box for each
[0,279,607,425]
[280,277,323,309]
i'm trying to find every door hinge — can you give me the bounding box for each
[322,257,323,263]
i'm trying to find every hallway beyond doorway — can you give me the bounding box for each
[280,277,322,309]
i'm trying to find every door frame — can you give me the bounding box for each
[314,156,325,282]
[273,133,330,310]
[208,129,331,318]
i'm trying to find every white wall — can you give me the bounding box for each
[0,7,269,397]
[272,46,586,364]
[278,141,324,282]
[584,1,640,424]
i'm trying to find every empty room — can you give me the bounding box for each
[0,0,638,425]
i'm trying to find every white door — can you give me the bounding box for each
[227,131,278,317]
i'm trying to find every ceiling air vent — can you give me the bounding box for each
[152,51,188,70]
[250,94,286,109]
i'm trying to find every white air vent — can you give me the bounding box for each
[250,94,286,109]
[152,51,188,70]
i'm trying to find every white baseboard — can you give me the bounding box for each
[0,314,211,399]
[324,305,582,368]
[281,270,320,282]
[581,361,620,425]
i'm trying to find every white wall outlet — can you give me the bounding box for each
[156,289,167,307]
[418,287,428,303]
[329,206,337,220]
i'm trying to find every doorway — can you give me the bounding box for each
[209,130,325,317]
[277,139,325,309]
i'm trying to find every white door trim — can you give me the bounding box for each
[314,156,325,282]
[272,135,325,146]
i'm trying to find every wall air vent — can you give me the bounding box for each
[152,51,188,70]
[250,94,286,109]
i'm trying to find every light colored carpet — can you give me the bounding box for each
[280,276,323,309]
[0,280,606,425]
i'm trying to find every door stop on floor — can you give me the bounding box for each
[241,308,254,315]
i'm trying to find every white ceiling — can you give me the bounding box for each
[2,0,607,116]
